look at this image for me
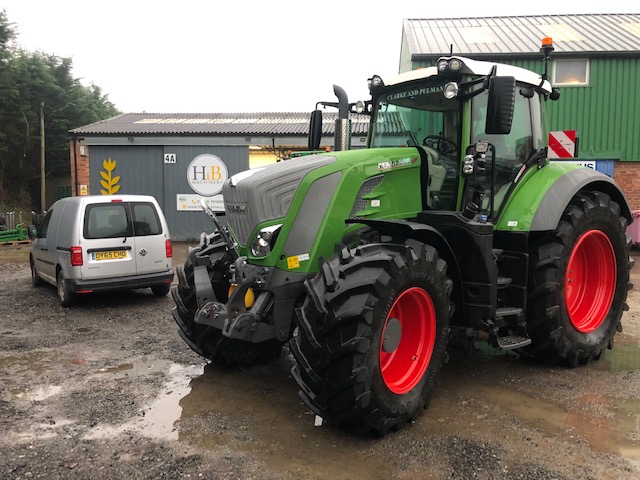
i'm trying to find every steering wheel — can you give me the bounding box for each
[422,135,458,156]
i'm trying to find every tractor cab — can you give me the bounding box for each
[366,55,552,220]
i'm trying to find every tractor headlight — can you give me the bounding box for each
[449,59,462,72]
[436,57,466,75]
[443,82,459,99]
[250,224,282,258]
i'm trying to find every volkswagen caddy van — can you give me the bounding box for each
[29,195,174,306]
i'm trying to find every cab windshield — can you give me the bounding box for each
[369,82,461,210]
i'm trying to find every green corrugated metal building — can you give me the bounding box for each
[401,14,640,207]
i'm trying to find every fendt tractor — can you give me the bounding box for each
[171,39,634,435]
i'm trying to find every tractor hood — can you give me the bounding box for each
[222,154,337,245]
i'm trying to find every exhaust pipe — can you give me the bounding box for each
[333,85,351,151]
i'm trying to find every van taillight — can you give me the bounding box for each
[166,240,173,258]
[70,246,83,266]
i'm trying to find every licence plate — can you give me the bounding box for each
[92,250,127,261]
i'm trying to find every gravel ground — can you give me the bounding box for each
[0,243,639,479]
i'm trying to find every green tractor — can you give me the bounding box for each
[171,39,633,435]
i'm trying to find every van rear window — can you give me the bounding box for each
[83,202,162,239]
[131,203,162,236]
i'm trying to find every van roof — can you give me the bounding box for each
[55,195,160,207]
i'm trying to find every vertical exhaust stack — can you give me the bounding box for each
[333,85,351,151]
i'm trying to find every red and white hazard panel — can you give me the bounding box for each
[548,130,577,158]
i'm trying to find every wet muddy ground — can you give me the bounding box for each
[0,243,639,479]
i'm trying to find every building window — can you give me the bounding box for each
[553,59,589,86]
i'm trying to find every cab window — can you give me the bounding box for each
[471,89,534,214]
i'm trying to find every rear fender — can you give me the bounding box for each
[530,172,632,231]
[497,163,632,232]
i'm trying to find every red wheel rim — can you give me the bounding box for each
[379,287,436,394]
[564,230,616,333]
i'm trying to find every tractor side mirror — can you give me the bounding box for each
[485,76,516,135]
[308,110,323,150]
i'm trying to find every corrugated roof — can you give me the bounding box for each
[404,14,640,58]
[70,112,371,136]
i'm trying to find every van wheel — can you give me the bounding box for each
[30,258,44,287]
[57,271,76,307]
[151,284,171,296]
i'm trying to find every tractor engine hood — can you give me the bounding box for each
[222,154,337,245]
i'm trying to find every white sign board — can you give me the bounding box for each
[177,194,224,212]
[551,160,596,170]
[164,153,176,164]
[187,154,228,196]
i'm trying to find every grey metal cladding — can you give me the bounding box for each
[223,155,337,244]
[284,172,342,255]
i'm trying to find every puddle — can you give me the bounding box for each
[0,351,71,377]
[16,385,63,401]
[93,357,171,380]
[85,363,203,441]
[174,360,392,479]
[429,356,640,472]
[590,334,640,371]
[0,349,105,377]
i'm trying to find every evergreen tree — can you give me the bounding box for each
[0,9,120,208]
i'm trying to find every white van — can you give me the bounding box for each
[29,195,174,306]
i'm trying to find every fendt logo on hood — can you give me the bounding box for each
[187,154,228,196]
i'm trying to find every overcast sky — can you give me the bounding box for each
[1,1,637,114]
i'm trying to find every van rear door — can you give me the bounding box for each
[130,201,171,275]
[80,201,137,280]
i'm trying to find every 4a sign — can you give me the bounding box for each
[187,154,228,196]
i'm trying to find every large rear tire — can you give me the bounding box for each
[290,240,452,436]
[171,237,282,367]
[526,191,633,366]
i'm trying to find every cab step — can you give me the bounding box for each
[495,334,532,350]
[495,306,523,319]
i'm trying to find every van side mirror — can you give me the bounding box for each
[485,76,516,135]
[308,109,323,150]
[28,225,38,238]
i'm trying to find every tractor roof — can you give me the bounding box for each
[380,56,552,93]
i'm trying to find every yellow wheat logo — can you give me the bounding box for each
[100,158,121,195]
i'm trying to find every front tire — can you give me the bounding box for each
[526,191,632,366]
[290,241,452,435]
[171,237,283,367]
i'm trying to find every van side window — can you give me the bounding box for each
[84,204,131,239]
[39,209,54,238]
[131,202,162,236]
